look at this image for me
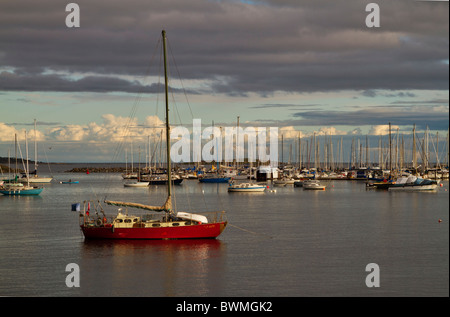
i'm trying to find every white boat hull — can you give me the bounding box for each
[273,179,295,186]
[228,187,266,192]
[124,182,149,187]
[388,184,438,191]
[302,180,326,190]
[26,177,53,183]
[303,185,326,190]
[228,183,266,192]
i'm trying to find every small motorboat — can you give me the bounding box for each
[60,180,79,184]
[302,180,326,190]
[123,181,149,187]
[228,182,266,192]
[273,177,296,186]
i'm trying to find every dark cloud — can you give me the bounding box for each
[244,102,448,131]
[362,90,378,98]
[390,99,448,105]
[0,71,197,94]
[361,90,417,98]
[0,0,448,95]
[290,105,449,130]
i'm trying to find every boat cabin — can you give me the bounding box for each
[113,213,141,228]
[256,166,279,181]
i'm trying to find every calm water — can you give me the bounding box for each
[0,171,448,297]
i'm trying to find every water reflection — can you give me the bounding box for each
[0,194,43,202]
[79,239,226,296]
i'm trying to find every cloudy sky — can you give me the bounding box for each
[0,0,448,163]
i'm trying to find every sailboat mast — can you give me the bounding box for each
[25,131,30,186]
[162,30,172,200]
[34,119,38,172]
[389,122,392,172]
[15,133,18,178]
[412,124,416,170]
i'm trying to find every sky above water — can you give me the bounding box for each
[0,0,448,162]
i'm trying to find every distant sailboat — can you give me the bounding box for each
[123,147,150,187]
[0,133,43,196]
[273,177,296,186]
[25,119,53,184]
[77,30,227,239]
[198,174,230,183]
[388,176,439,191]
[146,174,183,185]
[0,182,43,195]
[198,122,229,183]
[367,174,439,191]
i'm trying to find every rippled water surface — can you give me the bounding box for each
[0,171,448,297]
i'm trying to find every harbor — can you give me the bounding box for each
[0,169,448,296]
[1,123,448,296]
[1,1,448,299]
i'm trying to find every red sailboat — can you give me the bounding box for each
[78,30,227,239]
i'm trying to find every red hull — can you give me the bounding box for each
[81,222,227,240]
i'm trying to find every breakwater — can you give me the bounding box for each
[65,167,127,173]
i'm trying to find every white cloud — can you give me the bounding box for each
[368,124,400,135]
[44,114,166,143]
[348,128,362,135]
[316,126,347,136]
[279,126,300,139]
[48,124,89,141]
[278,126,349,140]
[0,123,21,142]
[0,123,46,142]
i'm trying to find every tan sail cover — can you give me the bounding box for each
[105,196,172,212]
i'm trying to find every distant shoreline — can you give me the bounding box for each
[65,166,127,173]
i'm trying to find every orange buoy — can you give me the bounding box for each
[438,219,442,223]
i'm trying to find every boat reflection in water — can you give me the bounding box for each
[79,239,226,296]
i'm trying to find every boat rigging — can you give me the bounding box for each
[77,30,227,239]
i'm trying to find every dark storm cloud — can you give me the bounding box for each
[289,103,449,130]
[292,109,446,128]
[0,0,448,94]
[0,71,195,94]
[244,97,449,131]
